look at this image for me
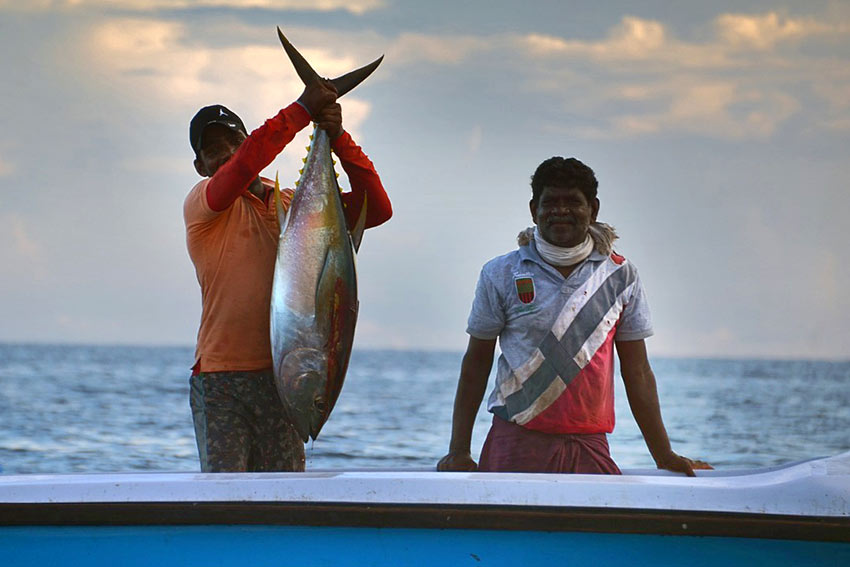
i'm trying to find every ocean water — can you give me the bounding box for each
[0,343,848,475]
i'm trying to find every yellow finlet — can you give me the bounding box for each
[273,171,285,221]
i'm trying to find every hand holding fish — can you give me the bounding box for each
[314,103,343,140]
[297,78,338,119]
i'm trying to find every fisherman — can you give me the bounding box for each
[184,80,392,473]
[437,157,710,476]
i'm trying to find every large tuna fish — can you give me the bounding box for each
[271,27,382,442]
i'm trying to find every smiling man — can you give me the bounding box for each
[437,157,710,475]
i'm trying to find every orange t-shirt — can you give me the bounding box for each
[184,177,294,372]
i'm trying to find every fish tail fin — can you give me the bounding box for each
[277,27,321,87]
[277,26,383,97]
[350,193,367,253]
[330,56,384,97]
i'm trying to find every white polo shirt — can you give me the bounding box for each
[467,241,653,434]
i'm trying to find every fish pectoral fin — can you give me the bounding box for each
[314,248,336,338]
[349,192,367,253]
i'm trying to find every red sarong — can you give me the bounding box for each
[478,416,621,474]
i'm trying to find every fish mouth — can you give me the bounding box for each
[290,415,312,444]
[289,420,324,444]
[286,405,328,443]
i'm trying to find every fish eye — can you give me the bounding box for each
[314,397,328,412]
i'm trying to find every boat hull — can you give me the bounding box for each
[3,523,849,567]
[2,452,849,566]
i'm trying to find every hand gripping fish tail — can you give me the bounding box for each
[270,28,380,443]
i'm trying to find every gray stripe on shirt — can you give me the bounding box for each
[501,261,636,421]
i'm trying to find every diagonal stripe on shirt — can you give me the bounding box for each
[495,260,637,424]
[495,259,624,401]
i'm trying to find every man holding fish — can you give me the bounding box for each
[438,157,710,476]
[184,74,391,471]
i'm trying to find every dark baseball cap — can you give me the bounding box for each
[189,104,248,155]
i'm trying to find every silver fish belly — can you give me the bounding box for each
[270,127,358,443]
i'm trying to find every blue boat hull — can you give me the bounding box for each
[3,525,849,567]
[2,453,849,565]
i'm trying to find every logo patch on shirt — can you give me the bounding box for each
[515,276,535,304]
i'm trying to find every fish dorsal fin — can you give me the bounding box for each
[277,26,383,96]
[350,193,367,253]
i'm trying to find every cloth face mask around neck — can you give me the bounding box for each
[533,227,593,267]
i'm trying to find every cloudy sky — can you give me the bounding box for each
[1,0,848,360]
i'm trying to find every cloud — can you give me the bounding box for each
[73,16,378,184]
[0,0,384,15]
[715,12,834,50]
[28,15,379,190]
[523,12,847,61]
[604,80,798,139]
[69,10,848,145]
[550,75,801,141]
[84,18,298,103]
[520,17,732,69]
[79,18,372,121]
[388,33,490,65]
[515,12,850,140]
[525,17,668,61]
[83,18,214,103]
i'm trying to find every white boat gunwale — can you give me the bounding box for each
[1,452,848,542]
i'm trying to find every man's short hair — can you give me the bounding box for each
[530,157,598,205]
